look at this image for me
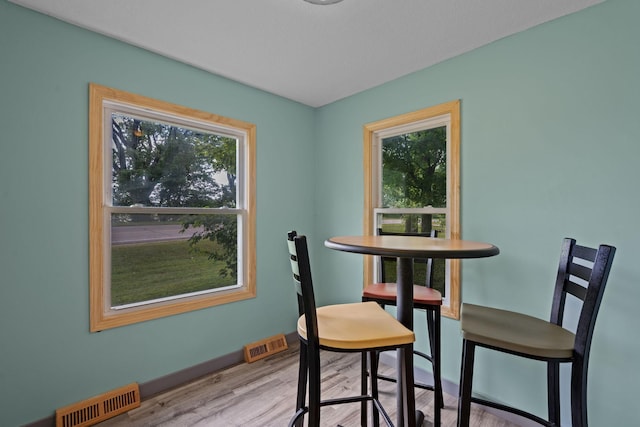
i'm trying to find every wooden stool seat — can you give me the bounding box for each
[363,283,442,306]
[461,303,575,359]
[298,301,414,350]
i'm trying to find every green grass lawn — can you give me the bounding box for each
[111,239,235,306]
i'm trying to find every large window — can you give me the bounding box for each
[89,84,256,331]
[364,100,461,318]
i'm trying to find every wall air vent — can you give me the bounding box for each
[243,333,288,363]
[55,383,140,427]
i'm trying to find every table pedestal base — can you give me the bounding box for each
[396,258,418,427]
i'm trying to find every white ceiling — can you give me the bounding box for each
[11,0,603,107]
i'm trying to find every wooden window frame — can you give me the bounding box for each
[89,83,256,331]
[363,100,461,319]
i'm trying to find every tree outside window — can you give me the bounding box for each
[364,100,460,318]
[379,126,448,295]
[90,84,256,331]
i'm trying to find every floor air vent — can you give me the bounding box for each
[244,333,288,363]
[56,383,140,427]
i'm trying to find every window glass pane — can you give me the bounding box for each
[365,101,459,319]
[377,212,446,295]
[378,213,446,235]
[381,126,447,209]
[90,84,256,331]
[379,257,446,296]
[111,213,238,308]
[111,113,237,208]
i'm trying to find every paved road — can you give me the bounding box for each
[112,224,202,245]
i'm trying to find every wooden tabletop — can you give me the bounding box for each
[325,235,499,259]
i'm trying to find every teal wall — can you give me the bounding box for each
[1,0,638,426]
[313,0,639,426]
[0,2,315,425]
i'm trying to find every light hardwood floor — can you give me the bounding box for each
[102,344,520,427]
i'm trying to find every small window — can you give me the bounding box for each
[364,100,461,318]
[89,84,256,331]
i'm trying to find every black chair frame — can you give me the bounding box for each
[457,238,616,427]
[288,231,411,427]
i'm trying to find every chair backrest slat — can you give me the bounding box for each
[572,244,597,263]
[288,239,304,297]
[287,231,320,346]
[377,228,437,287]
[564,280,587,301]
[549,238,616,360]
[563,243,600,301]
[569,262,593,285]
